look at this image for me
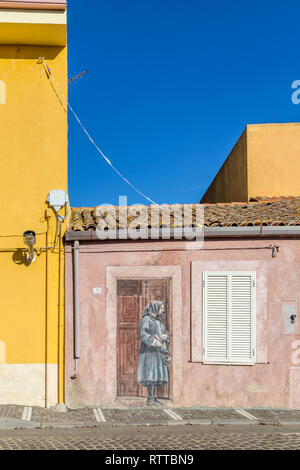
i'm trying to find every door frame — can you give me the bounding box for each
[117,278,171,399]
[106,266,183,403]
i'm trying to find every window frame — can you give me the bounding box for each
[202,271,256,365]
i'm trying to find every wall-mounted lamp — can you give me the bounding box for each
[23,231,36,263]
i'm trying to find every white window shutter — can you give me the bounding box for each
[230,274,255,363]
[203,273,228,362]
[203,272,256,364]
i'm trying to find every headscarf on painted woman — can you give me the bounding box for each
[142,300,165,319]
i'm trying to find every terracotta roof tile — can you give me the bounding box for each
[68,197,300,232]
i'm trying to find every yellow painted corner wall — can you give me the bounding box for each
[0,44,68,371]
[201,129,248,203]
[247,123,300,199]
[0,23,66,46]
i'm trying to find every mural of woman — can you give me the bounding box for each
[138,300,171,406]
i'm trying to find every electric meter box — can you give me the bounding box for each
[282,300,298,334]
[47,190,69,212]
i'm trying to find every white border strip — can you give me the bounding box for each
[163,409,183,421]
[235,409,258,420]
[93,408,106,423]
[21,407,27,420]
[0,9,66,25]
[22,406,32,421]
[96,408,106,422]
[93,408,101,422]
[26,406,32,421]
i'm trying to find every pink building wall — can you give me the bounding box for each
[65,237,300,409]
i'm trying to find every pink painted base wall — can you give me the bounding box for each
[65,238,300,409]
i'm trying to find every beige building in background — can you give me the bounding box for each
[201,123,300,203]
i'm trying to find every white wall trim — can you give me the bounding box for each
[0,364,57,407]
[0,8,66,24]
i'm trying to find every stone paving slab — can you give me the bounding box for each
[1,405,300,429]
[242,408,300,424]
[101,408,170,424]
[266,409,300,425]
[31,406,94,424]
[243,408,278,423]
[172,408,212,421]
[178,408,250,424]
[0,405,24,420]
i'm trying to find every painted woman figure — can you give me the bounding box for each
[138,300,171,406]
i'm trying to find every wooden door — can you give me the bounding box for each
[117,278,171,398]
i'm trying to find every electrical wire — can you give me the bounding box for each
[38,203,69,254]
[0,232,46,238]
[39,58,201,227]
[41,58,158,205]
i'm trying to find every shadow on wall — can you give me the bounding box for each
[0,45,64,60]
[12,249,32,267]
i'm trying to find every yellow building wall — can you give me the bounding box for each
[0,41,68,406]
[247,123,300,199]
[201,123,300,203]
[201,129,248,203]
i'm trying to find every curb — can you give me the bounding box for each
[210,419,257,425]
[276,420,300,426]
[0,418,36,430]
[0,417,285,430]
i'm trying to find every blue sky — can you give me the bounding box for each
[67,0,300,207]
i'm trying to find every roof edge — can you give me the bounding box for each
[0,1,66,10]
[65,226,300,242]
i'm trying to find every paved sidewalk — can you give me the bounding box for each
[1,404,300,430]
